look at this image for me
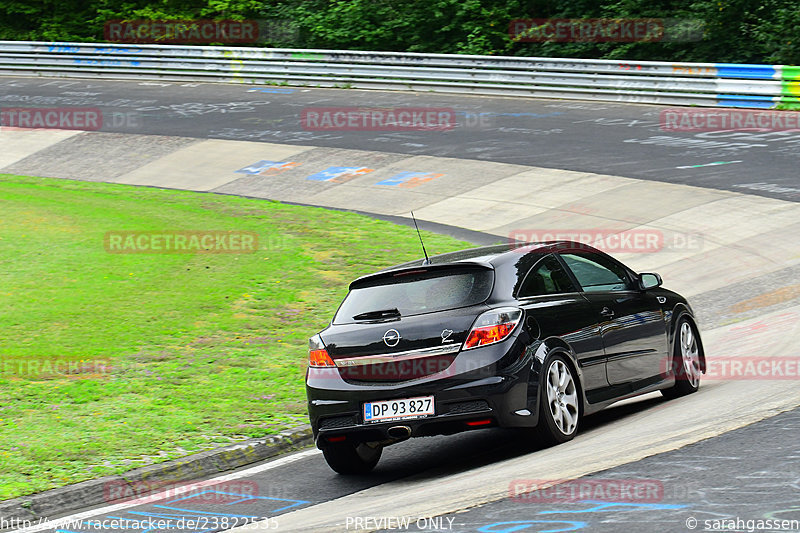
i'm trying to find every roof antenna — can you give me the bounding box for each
[410,211,431,265]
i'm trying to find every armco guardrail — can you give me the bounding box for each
[1,41,798,108]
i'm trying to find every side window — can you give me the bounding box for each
[560,252,631,292]
[518,255,578,297]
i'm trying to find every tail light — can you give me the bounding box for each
[309,334,335,367]
[464,307,522,350]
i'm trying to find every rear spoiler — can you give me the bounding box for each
[349,261,494,290]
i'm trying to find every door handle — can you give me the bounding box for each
[600,307,615,318]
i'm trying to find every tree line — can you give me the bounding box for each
[1,0,797,64]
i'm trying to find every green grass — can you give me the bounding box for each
[0,174,474,500]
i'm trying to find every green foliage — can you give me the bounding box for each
[256,0,520,54]
[751,1,800,64]
[0,0,796,70]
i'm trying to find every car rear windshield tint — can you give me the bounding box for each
[334,267,494,324]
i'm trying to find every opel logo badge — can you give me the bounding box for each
[383,329,401,347]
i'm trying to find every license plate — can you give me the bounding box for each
[363,396,434,423]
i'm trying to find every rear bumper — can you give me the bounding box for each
[306,339,539,445]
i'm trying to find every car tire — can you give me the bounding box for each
[662,318,701,399]
[321,441,382,475]
[536,354,581,445]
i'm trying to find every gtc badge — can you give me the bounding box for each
[383,329,401,347]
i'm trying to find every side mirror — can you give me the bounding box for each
[639,273,662,290]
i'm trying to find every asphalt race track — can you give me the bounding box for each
[1,76,799,202]
[1,76,799,533]
[8,406,800,533]
[379,407,800,533]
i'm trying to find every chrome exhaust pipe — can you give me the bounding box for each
[387,425,412,439]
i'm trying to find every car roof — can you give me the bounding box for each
[380,240,601,271]
[351,240,609,291]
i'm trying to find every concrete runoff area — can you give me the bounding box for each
[0,129,82,168]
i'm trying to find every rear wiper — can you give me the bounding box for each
[352,308,401,320]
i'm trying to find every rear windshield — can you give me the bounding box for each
[333,267,494,324]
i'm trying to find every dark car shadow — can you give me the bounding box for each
[371,393,671,482]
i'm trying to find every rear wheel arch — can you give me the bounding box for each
[532,340,585,418]
[535,351,583,444]
[662,314,702,398]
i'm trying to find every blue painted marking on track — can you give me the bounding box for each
[235,160,295,174]
[105,514,206,533]
[715,63,778,79]
[164,489,308,512]
[247,87,295,94]
[377,171,428,186]
[64,504,293,533]
[225,496,256,505]
[270,499,311,513]
[104,512,219,533]
[476,500,689,532]
[166,489,251,504]
[163,489,259,506]
[59,491,311,533]
[477,520,587,533]
[538,500,687,514]
[271,502,303,513]
[151,505,259,518]
[307,166,372,181]
[111,510,196,519]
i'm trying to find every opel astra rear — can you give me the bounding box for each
[306,242,704,474]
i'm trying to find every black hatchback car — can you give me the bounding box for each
[306,241,705,474]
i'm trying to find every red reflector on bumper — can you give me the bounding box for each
[465,419,493,426]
